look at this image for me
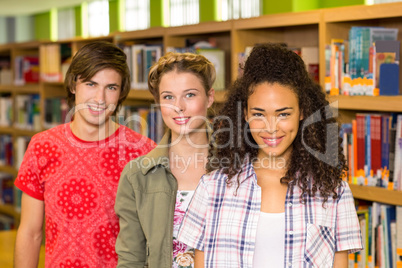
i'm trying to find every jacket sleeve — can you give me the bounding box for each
[115,167,147,268]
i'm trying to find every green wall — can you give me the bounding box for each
[18,0,373,42]
[199,0,217,22]
[150,0,164,27]
[109,0,119,33]
[75,6,82,37]
[263,0,292,14]
[34,12,51,40]
[320,0,365,8]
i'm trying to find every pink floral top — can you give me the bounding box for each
[173,190,195,268]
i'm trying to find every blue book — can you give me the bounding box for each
[381,115,390,170]
[379,63,399,95]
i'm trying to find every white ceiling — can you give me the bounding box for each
[0,0,88,16]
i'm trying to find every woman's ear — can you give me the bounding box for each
[207,88,215,108]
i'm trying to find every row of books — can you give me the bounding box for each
[326,26,400,96]
[350,202,401,268]
[0,135,13,166]
[121,44,163,90]
[237,44,319,83]
[117,105,164,144]
[0,135,31,169]
[0,94,12,127]
[44,97,69,129]
[341,113,402,191]
[120,38,227,91]
[0,214,14,230]
[0,172,13,205]
[40,43,72,82]
[14,55,40,85]
[0,57,12,85]
[14,94,41,131]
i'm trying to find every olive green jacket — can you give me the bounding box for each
[115,131,177,268]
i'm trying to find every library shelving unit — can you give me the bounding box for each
[321,2,402,205]
[1,1,402,227]
[0,41,42,226]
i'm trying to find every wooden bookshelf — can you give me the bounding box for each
[0,204,20,219]
[12,129,40,137]
[328,95,402,112]
[0,165,18,177]
[0,86,13,92]
[323,2,402,22]
[12,84,40,94]
[349,184,402,206]
[1,2,402,225]
[0,126,14,135]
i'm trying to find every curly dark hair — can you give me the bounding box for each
[207,43,347,203]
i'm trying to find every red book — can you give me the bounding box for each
[370,114,382,174]
[352,120,358,176]
[23,56,40,83]
[356,114,366,172]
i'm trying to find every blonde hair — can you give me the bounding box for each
[148,52,216,102]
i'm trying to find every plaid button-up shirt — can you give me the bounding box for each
[178,161,362,268]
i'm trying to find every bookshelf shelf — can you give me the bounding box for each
[167,21,232,35]
[349,184,402,206]
[328,95,402,112]
[12,128,40,137]
[116,27,166,41]
[323,2,402,22]
[0,165,18,176]
[0,204,20,219]
[233,10,320,30]
[0,126,14,134]
[12,84,40,94]
[0,86,13,92]
[127,90,154,100]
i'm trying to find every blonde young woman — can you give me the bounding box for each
[115,52,215,268]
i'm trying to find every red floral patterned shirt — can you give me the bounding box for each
[15,123,155,268]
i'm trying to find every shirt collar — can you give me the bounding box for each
[140,126,213,175]
[140,131,171,175]
[237,157,258,185]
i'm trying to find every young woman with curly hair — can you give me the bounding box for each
[178,43,362,268]
[115,52,215,268]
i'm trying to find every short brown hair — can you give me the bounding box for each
[65,41,130,114]
[147,52,216,103]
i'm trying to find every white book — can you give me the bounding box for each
[396,206,402,268]
[394,115,402,190]
[197,48,226,91]
[131,44,147,89]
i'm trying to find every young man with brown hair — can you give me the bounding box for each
[14,41,155,268]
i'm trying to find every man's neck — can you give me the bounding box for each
[70,120,119,141]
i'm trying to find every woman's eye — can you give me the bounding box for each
[278,113,290,119]
[163,95,173,100]
[186,93,195,98]
[252,113,263,117]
